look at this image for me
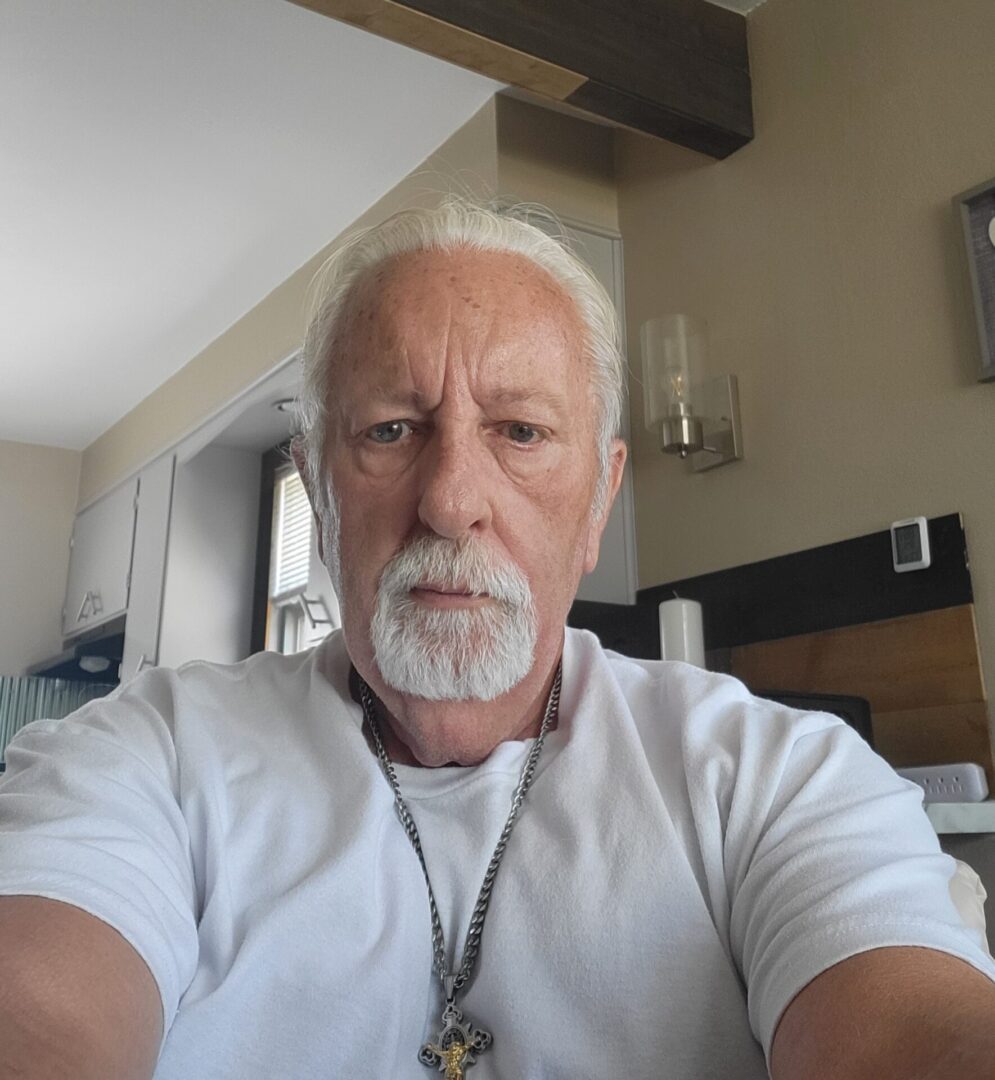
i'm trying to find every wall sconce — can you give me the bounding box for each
[639,314,744,472]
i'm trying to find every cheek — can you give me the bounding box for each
[351,442,423,482]
[513,465,598,535]
[507,504,596,594]
[330,443,417,516]
[337,494,409,568]
[498,442,594,505]
[330,477,406,585]
[498,454,559,494]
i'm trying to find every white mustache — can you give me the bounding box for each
[378,536,532,608]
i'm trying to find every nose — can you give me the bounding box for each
[416,429,492,539]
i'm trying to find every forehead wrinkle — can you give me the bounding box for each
[328,247,593,430]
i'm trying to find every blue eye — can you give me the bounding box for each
[368,420,411,444]
[507,422,540,444]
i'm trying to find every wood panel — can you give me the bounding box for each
[289,0,753,158]
[730,605,986,715]
[293,0,585,99]
[873,702,993,781]
[730,604,993,781]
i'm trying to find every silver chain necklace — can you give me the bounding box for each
[358,664,562,1078]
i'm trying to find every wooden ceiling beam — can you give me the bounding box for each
[290,0,754,159]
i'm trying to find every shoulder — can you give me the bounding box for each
[565,625,846,756]
[10,632,354,771]
[562,626,892,830]
[139,628,348,709]
[161,638,331,705]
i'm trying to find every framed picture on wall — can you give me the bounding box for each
[954,177,995,382]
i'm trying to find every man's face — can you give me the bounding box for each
[321,246,623,698]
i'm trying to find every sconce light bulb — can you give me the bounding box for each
[668,369,691,408]
[641,314,707,432]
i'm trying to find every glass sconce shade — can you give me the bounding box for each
[640,314,707,427]
[638,314,743,468]
[640,314,709,456]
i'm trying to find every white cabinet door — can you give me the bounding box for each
[157,445,261,669]
[564,225,639,604]
[62,478,139,638]
[120,455,176,681]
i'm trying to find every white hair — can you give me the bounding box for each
[296,196,624,522]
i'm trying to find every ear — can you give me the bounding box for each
[290,435,326,563]
[583,438,627,574]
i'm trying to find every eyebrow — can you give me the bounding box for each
[484,387,570,414]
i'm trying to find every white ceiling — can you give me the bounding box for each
[1,0,501,450]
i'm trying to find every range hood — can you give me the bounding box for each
[26,618,125,684]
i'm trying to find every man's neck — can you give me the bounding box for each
[356,636,564,768]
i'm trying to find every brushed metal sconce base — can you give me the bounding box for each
[660,413,704,457]
[691,375,744,472]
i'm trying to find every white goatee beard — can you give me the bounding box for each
[370,535,538,702]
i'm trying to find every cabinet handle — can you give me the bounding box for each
[75,591,92,622]
[298,594,333,630]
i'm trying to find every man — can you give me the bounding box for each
[0,198,994,1079]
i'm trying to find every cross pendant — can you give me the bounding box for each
[418,998,492,1079]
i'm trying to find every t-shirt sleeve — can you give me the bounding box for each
[0,669,200,1032]
[685,685,995,1064]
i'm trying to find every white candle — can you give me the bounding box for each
[658,598,705,667]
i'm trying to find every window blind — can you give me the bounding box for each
[272,471,311,597]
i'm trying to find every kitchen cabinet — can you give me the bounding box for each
[119,454,176,681]
[62,478,138,638]
[61,456,176,678]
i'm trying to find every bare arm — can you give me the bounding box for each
[0,896,162,1080]
[770,946,995,1079]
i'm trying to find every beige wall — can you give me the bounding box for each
[616,0,995,702]
[78,98,501,507]
[496,96,617,230]
[0,441,81,675]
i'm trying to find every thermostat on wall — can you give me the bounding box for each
[891,516,931,573]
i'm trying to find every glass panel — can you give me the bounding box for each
[271,470,311,598]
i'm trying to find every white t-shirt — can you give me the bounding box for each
[0,628,991,1078]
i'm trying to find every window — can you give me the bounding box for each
[252,450,339,655]
[272,469,311,598]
